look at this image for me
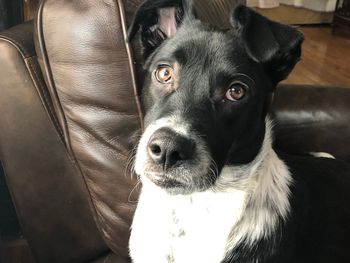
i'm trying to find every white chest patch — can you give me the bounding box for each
[129,180,247,263]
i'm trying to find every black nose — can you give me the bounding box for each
[147,128,195,170]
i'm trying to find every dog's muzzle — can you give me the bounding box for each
[134,117,213,194]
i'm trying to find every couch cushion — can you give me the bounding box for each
[273,84,350,162]
[35,0,142,260]
[0,22,107,263]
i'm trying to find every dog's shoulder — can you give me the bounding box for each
[280,152,350,192]
[280,152,350,217]
[277,153,350,262]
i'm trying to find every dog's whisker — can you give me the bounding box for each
[209,157,219,177]
[125,150,137,179]
[130,161,137,180]
[128,180,142,203]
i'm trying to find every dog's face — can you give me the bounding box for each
[129,0,303,195]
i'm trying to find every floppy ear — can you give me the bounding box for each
[231,5,304,87]
[128,0,194,60]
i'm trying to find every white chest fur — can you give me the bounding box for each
[129,180,247,263]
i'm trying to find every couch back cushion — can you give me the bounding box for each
[35,0,142,259]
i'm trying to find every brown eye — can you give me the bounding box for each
[155,65,174,84]
[225,82,247,101]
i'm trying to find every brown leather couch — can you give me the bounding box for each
[0,0,349,262]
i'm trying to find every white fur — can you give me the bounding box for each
[130,180,246,263]
[130,118,293,263]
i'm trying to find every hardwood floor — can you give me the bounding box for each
[283,26,350,87]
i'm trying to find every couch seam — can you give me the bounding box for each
[118,0,144,132]
[36,0,74,154]
[25,57,65,139]
[0,37,29,59]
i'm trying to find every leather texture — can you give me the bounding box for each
[0,23,107,263]
[91,252,129,263]
[273,84,350,162]
[35,0,142,260]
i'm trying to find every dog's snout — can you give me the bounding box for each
[147,128,195,170]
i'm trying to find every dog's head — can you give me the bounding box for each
[129,0,303,195]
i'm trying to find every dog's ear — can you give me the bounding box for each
[231,6,304,87]
[128,0,195,60]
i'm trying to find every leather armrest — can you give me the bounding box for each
[0,22,107,263]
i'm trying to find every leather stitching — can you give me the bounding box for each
[0,36,64,139]
[118,0,144,131]
[36,0,77,156]
[26,57,65,139]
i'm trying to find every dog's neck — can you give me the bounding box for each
[218,118,293,255]
[131,118,292,262]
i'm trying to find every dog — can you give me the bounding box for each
[127,1,350,262]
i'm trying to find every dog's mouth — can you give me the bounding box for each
[141,165,219,195]
[144,171,187,189]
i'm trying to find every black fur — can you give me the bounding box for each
[129,1,350,262]
[222,155,350,263]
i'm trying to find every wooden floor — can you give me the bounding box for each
[283,26,350,87]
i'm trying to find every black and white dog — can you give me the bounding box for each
[128,1,350,262]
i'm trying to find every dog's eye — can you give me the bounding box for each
[155,65,174,84]
[225,82,247,101]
